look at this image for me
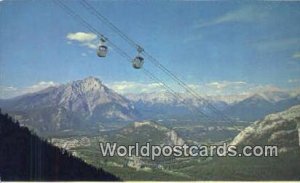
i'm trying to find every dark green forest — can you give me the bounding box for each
[0,109,119,181]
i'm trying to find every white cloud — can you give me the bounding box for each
[254,38,300,52]
[246,84,283,94]
[0,79,291,100]
[107,80,286,97]
[206,81,247,89]
[107,81,166,94]
[184,81,286,97]
[83,42,97,49]
[29,81,58,90]
[66,32,97,42]
[292,51,300,59]
[288,79,300,83]
[0,81,59,99]
[197,6,268,28]
[66,32,98,50]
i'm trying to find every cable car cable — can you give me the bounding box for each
[80,0,140,50]
[78,0,233,123]
[79,0,231,123]
[53,0,212,122]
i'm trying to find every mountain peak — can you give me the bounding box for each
[251,93,264,99]
[80,76,103,86]
[246,93,268,102]
[70,77,104,92]
[0,76,138,132]
[83,76,102,83]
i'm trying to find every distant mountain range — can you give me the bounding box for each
[126,90,300,122]
[1,76,300,133]
[126,92,228,120]
[224,93,300,121]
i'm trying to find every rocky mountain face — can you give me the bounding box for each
[103,120,185,146]
[231,105,300,153]
[0,77,138,132]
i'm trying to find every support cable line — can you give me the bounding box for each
[112,44,212,121]
[143,51,232,123]
[78,0,233,123]
[53,0,212,122]
[80,0,140,50]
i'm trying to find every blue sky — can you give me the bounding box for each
[0,0,300,98]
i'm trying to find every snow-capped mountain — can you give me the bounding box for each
[126,92,182,105]
[126,91,300,122]
[125,92,228,119]
[0,77,138,132]
[1,76,300,134]
[258,90,291,103]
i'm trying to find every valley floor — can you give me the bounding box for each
[49,119,300,181]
